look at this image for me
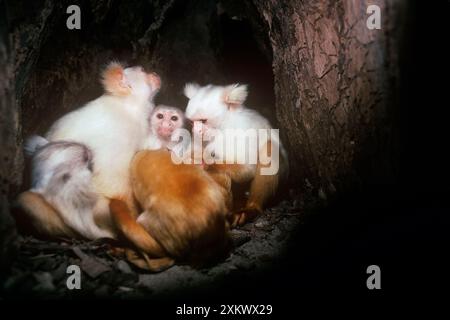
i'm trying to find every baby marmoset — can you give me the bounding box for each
[146,105,185,150]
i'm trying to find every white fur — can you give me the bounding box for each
[145,135,164,150]
[30,141,114,239]
[38,66,158,239]
[24,135,49,156]
[225,84,248,105]
[184,83,287,165]
[183,83,200,99]
[33,171,113,240]
[47,95,153,199]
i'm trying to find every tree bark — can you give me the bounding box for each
[252,0,405,198]
[0,0,20,274]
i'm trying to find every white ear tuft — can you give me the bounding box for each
[101,61,131,96]
[183,83,200,99]
[225,84,248,106]
[24,135,49,157]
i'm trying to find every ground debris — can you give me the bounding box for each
[72,246,112,278]
[2,190,304,298]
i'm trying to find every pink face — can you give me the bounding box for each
[151,107,184,139]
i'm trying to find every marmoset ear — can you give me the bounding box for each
[147,72,161,92]
[101,61,131,96]
[223,84,248,109]
[183,83,200,99]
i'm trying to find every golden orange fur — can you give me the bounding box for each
[110,149,232,271]
[15,191,80,239]
[207,140,286,226]
[101,62,131,96]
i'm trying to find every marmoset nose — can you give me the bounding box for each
[162,121,171,128]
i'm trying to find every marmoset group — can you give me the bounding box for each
[15,62,288,271]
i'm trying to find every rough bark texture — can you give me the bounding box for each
[0,0,20,275]
[252,0,404,198]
